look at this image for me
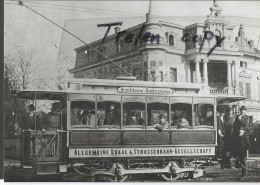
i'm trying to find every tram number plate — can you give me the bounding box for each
[141,134,152,142]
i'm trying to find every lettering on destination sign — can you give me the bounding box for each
[118,87,174,94]
[69,147,215,158]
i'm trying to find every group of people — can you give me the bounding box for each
[71,103,96,126]
[21,102,66,131]
[218,106,250,177]
[154,113,190,131]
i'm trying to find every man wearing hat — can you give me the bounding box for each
[233,106,250,177]
[127,111,139,125]
[22,104,43,130]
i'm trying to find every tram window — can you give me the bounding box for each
[171,103,192,129]
[194,104,214,128]
[123,102,145,129]
[147,103,169,129]
[71,101,95,128]
[97,101,121,129]
[25,100,66,131]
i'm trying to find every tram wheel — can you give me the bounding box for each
[106,175,128,182]
[161,173,180,181]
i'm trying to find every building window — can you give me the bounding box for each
[239,82,243,96]
[143,71,148,81]
[215,36,222,47]
[170,68,177,82]
[151,71,156,81]
[169,35,174,46]
[240,61,243,67]
[245,83,251,99]
[133,68,140,80]
[244,62,247,68]
[159,71,163,82]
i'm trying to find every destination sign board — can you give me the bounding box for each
[118,87,174,95]
[69,146,215,158]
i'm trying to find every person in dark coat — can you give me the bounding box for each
[217,109,229,168]
[104,103,120,126]
[233,106,250,177]
[22,104,43,130]
[224,107,236,158]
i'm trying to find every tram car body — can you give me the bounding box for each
[17,78,243,181]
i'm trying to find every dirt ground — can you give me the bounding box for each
[3,159,260,182]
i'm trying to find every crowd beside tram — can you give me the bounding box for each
[217,106,260,177]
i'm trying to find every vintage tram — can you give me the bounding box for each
[17,78,244,181]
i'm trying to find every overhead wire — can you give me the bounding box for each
[5,2,260,28]
[5,2,143,17]
[26,1,144,16]
[17,0,132,77]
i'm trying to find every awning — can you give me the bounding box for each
[217,96,246,104]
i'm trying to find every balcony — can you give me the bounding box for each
[209,87,241,96]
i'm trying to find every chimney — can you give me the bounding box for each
[114,27,121,34]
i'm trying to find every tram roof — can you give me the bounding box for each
[61,78,204,89]
[18,78,246,102]
[18,89,67,100]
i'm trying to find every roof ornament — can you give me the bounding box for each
[209,0,223,17]
[238,24,245,37]
[146,0,159,23]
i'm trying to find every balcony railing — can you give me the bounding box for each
[209,88,228,95]
[209,87,242,96]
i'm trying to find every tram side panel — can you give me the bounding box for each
[68,129,216,161]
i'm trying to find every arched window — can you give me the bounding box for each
[169,35,174,46]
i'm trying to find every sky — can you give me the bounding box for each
[4,1,260,85]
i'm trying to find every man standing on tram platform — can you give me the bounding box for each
[22,104,36,130]
[233,106,250,177]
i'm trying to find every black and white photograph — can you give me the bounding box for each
[3,0,260,182]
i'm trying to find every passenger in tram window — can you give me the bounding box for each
[205,107,214,126]
[154,113,169,131]
[71,103,81,125]
[104,103,120,125]
[127,111,139,125]
[172,117,179,126]
[177,116,190,129]
[80,104,95,127]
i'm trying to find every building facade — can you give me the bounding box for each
[70,1,260,120]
